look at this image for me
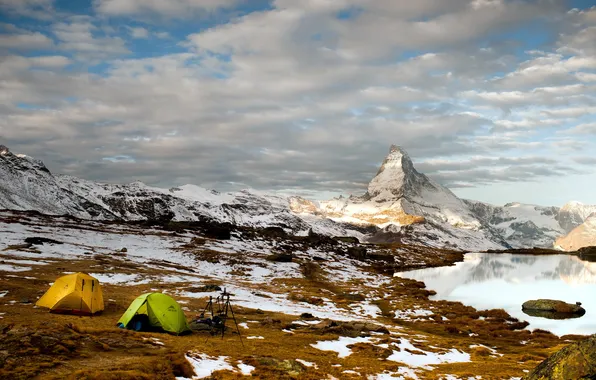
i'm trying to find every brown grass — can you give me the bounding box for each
[0,213,581,380]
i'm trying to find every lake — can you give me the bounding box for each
[395,252,596,336]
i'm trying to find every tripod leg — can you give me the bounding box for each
[228,302,244,348]
[221,299,228,339]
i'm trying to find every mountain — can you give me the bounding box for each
[1,144,595,251]
[464,201,564,248]
[289,146,596,250]
[291,145,509,250]
[0,147,363,237]
[0,146,113,219]
[555,214,596,251]
[558,201,596,232]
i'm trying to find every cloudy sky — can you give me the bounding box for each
[1,0,595,206]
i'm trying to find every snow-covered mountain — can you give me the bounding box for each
[0,146,113,219]
[557,201,596,232]
[0,146,365,237]
[290,145,508,250]
[463,201,564,248]
[1,144,595,251]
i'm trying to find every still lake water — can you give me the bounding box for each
[395,252,596,336]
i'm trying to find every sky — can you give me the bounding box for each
[1,0,595,207]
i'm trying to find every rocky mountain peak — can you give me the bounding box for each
[0,145,10,155]
[366,145,425,200]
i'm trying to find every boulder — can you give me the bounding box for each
[522,299,585,319]
[522,299,585,314]
[523,334,596,380]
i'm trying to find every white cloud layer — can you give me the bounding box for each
[1,1,595,205]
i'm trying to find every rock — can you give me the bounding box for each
[306,320,389,336]
[307,229,338,246]
[24,237,63,245]
[522,299,586,318]
[186,284,222,293]
[120,247,127,253]
[335,236,360,244]
[346,246,367,260]
[261,227,288,238]
[201,224,232,240]
[311,320,337,329]
[190,237,206,245]
[523,334,596,380]
[577,246,596,262]
[266,253,293,262]
[300,313,314,319]
[261,317,281,326]
[255,357,305,377]
[189,321,212,331]
[339,293,365,302]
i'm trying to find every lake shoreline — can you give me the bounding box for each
[395,251,596,337]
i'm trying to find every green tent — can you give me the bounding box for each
[117,293,191,335]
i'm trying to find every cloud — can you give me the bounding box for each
[551,139,588,151]
[0,0,54,19]
[0,31,53,50]
[1,1,595,204]
[541,106,596,118]
[154,31,170,39]
[492,118,565,132]
[491,53,596,90]
[52,19,130,59]
[93,0,240,17]
[461,83,595,111]
[567,122,596,134]
[127,26,149,39]
[574,156,596,165]
[419,157,584,188]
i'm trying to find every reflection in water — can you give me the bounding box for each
[395,252,596,336]
[522,309,584,320]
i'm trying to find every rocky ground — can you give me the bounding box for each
[0,210,586,379]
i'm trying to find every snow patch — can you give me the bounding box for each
[0,264,31,272]
[180,353,234,379]
[311,336,373,358]
[387,338,470,369]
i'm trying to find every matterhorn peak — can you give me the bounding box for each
[366,145,421,200]
[0,145,9,155]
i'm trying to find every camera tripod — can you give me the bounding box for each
[198,288,244,347]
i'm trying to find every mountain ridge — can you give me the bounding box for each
[1,144,594,251]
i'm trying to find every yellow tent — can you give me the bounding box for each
[36,273,104,315]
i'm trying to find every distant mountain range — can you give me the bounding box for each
[1,144,594,251]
